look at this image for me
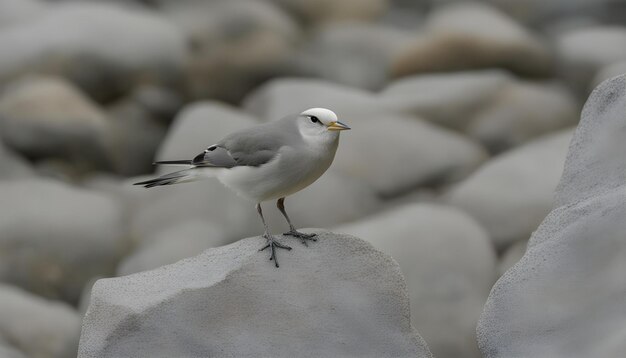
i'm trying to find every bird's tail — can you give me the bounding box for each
[134,168,202,188]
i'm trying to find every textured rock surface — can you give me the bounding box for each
[79,231,432,358]
[0,179,125,303]
[0,284,81,358]
[335,204,496,358]
[478,74,626,357]
[446,129,574,250]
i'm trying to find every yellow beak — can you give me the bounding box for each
[327,121,351,131]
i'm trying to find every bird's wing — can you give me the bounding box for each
[192,115,301,168]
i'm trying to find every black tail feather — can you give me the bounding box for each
[153,160,192,166]
[133,169,195,188]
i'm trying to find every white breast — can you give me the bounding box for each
[217,140,338,202]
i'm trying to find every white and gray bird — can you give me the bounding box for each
[134,108,350,267]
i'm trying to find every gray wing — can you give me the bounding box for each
[192,115,302,168]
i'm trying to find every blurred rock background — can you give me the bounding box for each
[0,0,625,357]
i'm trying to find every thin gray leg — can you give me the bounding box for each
[277,197,317,246]
[256,202,291,267]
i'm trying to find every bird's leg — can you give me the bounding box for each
[256,202,291,267]
[277,197,317,246]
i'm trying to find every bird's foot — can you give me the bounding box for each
[259,234,292,268]
[283,229,317,247]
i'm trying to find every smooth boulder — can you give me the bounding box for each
[335,204,496,358]
[0,76,111,170]
[478,74,626,357]
[79,231,432,358]
[445,129,574,250]
[0,284,81,358]
[0,178,125,303]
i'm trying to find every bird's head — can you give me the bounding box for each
[298,108,350,141]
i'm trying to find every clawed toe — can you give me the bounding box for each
[259,235,292,268]
[283,230,317,246]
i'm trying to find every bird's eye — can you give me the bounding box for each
[309,116,319,123]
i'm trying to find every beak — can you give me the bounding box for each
[327,121,351,131]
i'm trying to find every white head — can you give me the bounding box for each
[297,108,350,143]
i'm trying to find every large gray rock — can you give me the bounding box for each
[0,284,81,358]
[392,2,552,78]
[0,76,111,170]
[0,179,126,303]
[335,204,496,358]
[0,2,187,101]
[79,231,433,357]
[445,129,574,250]
[478,74,626,357]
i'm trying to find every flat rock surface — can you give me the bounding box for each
[478,74,626,357]
[79,231,432,358]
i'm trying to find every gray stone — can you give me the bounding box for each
[105,99,168,176]
[79,231,432,358]
[0,284,81,358]
[555,26,626,94]
[294,23,412,90]
[0,341,26,358]
[478,74,626,357]
[0,140,33,180]
[0,0,46,28]
[0,178,126,303]
[117,220,228,276]
[468,81,579,152]
[497,239,527,277]
[332,113,487,197]
[381,72,579,152]
[335,204,496,358]
[270,0,389,23]
[243,78,378,121]
[591,60,626,93]
[0,2,187,101]
[164,0,299,102]
[392,2,552,77]
[445,129,574,250]
[0,76,111,169]
[380,70,513,130]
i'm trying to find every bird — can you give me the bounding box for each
[134,108,350,267]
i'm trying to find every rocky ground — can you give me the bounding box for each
[1,0,626,357]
